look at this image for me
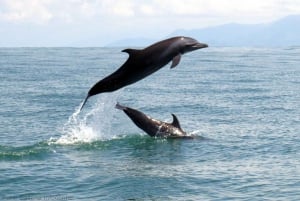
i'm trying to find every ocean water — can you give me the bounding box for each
[0,46,300,200]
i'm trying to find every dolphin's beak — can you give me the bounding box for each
[184,41,208,53]
[193,42,208,49]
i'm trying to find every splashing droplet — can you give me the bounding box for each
[55,93,121,144]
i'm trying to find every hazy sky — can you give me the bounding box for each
[1,0,300,46]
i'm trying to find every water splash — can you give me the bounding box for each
[189,129,203,136]
[55,93,121,145]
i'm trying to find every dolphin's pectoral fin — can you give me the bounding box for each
[171,114,182,129]
[170,54,181,68]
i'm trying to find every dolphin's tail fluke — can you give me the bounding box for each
[115,102,126,110]
[80,94,90,111]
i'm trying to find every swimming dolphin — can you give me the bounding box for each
[115,103,194,139]
[80,36,208,110]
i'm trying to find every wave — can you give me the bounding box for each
[0,141,52,161]
[0,132,205,161]
[0,135,151,160]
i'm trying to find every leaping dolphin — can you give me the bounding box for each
[80,36,208,110]
[115,103,194,139]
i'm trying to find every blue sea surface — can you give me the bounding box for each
[0,47,300,200]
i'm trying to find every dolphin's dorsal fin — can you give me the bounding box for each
[170,54,181,68]
[122,48,141,56]
[171,114,182,129]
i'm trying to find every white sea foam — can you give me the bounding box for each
[54,93,120,145]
